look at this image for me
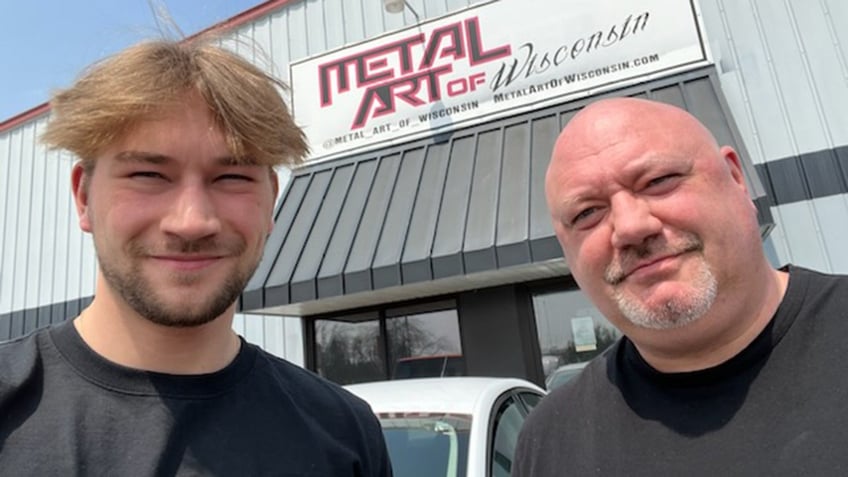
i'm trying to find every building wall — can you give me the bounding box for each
[700,0,848,272]
[2,0,848,356]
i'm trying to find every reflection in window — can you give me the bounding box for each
[315,319,384,385]
[490,397,525,477]
[531,289,620,384]
[387,309,464,379]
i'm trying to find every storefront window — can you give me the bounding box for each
[531,288,620,387]
[313,302,463,384]
[314,318,385,385]
[387,309,463,379]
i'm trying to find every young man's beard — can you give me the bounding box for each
[97,236,256,327]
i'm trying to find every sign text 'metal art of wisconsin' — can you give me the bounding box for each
[290,0,712,162]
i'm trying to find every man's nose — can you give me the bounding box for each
[160,184,222,241]
[609,192,662,250]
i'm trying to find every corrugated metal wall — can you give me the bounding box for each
[2,0,848,349]
[700,0,848,272]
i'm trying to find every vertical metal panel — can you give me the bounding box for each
[529,114,563,261]
[243,314,266,349]
[341,0,367,44]
[750,1,827,154]
[243,174,312,309]
[0,313,10,340]
[401,142,451,283]
[317,159,379,298]
[22,124,43,313]
[361,0,389,39]
[287,1,310,60]
[304,0,329,55]
[772,202,830,270]
[321,0,347,51]
[290,164,356,301]
[23,309,37,335]
[11,311,24,338]
[704,0,848,157]
[284,316,305,366]
[36,305,51,329]
[262,314,285,358]
[52,153,75,304]
[812,195,848,271]
[344,153,402,293]
[266,10,292,88]
[3,129,22,312]
[432,135,475,278]
[463,129,502,273]
[705,0,795,161]
[232,314,246,337]
[799,150,846,199]
[650,82,686,110]
[39,124,60,314]
[266,169,334,305]
[50,303,66,325]
[372,148,425,289]
[0,133,11,313]
[497,121,532,267]
[788,0,848,147]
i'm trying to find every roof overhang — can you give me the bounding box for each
[241,68,773,316]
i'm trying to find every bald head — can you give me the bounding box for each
[547,98,720,201]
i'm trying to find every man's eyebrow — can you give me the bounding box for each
[113,151,171,164]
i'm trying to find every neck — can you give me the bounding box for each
[633,266,790,373]
[75,286,240,375]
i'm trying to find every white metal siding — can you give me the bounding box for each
[700,0,848,273]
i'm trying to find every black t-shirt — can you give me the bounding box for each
[514,266,848,476]
[0,320,391,476]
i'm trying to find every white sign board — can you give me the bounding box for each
[290,0,710,161]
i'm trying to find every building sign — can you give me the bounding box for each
[290,0,710,161]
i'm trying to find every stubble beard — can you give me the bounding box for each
[605,233,718,331]
[97,236,257,328]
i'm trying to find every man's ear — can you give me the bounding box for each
[71,163,93,233]
[720,146,749,194]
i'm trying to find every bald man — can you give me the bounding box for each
[513,98,848,475]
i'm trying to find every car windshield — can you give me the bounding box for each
[378,413,471,477]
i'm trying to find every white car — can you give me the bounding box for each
[345,377,545,477]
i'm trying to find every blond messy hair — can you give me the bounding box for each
[42,37,308,169]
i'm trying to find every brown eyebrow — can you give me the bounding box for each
[112,151,246,167]
[113,151,171,164]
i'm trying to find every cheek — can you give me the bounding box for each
[219,199,274,241]
[564,232,609,279]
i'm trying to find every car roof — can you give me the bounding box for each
[345,377,544,415]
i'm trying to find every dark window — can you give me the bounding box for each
[388,308,463,379]
[312,301,463,384]
[531,288,620,389]
[315,316,385,385]
[489,396,526,477]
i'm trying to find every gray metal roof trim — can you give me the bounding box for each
[243,66,772,312]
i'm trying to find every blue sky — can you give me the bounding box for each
[0,0,264,122]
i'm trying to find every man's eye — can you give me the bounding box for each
[217,174,254,182]
[571,207,599,226]
[646,174,679,188]
[130,171,165,180]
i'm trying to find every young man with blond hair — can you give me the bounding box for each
[514,97,848,475]
[0,38,391,476]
